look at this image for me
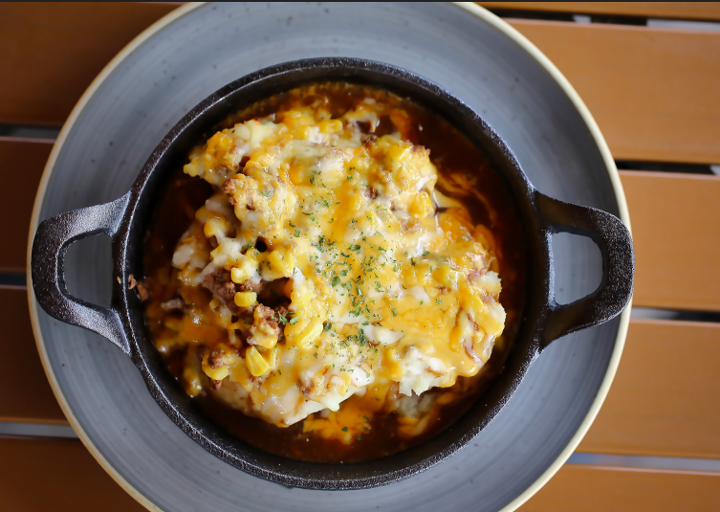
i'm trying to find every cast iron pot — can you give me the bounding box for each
[31,58,634,490]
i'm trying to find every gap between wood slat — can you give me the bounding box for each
[1,437,718,512]
[3,281,720,460]
[519,463,720,511]
[507,19,720,164]
[479,2,720,22]
[2,5,720,165]
[4,138,718,313]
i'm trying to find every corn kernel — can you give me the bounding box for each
[246,346,270,377]
[203,217,229,239]
[267,249,295,278]
[409,191,433,218]
[201,360,229,381]
[386,143,410,165]
[249,329,278,350]
[264,347,278,369]
[230,267,249,284]
[319,119,343,134]
[387,362,406,382]
[182,351,203,397]
[290,287,312,309]
[234,291,257,308]
[293,318,324,350]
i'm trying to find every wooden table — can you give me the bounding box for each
[2,3,719,510]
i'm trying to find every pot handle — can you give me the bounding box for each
[536,192,634,349]
[31,193,132,355]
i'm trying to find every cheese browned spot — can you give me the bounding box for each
[147,84,506,441]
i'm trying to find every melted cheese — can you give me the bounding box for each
[152,86,506,433]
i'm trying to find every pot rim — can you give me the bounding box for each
[26,3,632,511]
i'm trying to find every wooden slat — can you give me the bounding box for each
[579,319,720,459]
[508,20,720,164]
[1,5,719,166]
[0,2,177,126]
[521,464,720,511]
[0,438,145,511]
[7,283,720,460]
[1,437,718,512]
[0,140,52,272]
[7,150,718,313]
[480,2,720,21]
[620,171,720,311]
[0,289,66,423]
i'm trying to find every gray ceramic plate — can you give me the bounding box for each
[28,3,631,511]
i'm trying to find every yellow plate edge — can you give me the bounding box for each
[25,3,633,511]
[452,3,632,511]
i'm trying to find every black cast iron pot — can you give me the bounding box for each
[31,58,634,490]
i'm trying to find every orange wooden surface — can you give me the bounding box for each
[2,2,720,512]
[6,284,720,460]
[6,139,720,313]
[0,2,177,126]
[2,437,718,512]
[479,2,720,21]
[508,19,720,165]
[0,289,65,423]
[0,438,145,512]
[522,464,720,511]
[578,319,720,459]
[620,171,720,311]
[0,141,52,272]
[2,4,720,165]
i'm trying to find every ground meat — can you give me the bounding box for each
[275,304,290,318]
[128,274,151,301]
[206,348,228,369]
[401,218,421,232]
[363,187,379,200]
[202,269,238,304]
[253,304,282,333]
[221,178,241,205]
[239,279,264,294]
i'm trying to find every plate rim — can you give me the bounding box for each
[25,3,632,511]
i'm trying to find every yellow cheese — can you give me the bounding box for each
[162,84,506,431]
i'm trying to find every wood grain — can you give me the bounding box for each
[1,437,718,511]
[0,140,52,272]
[4,283,720,459]
[0,2,177,126]
[480,2,720,21]
[2,5,720,166]
[5,139,718,313]
[520,463,720,511]
[620,171,720,311]
[0,289,66,423]
[0,438,145,511]
[508,19,720,165]
[579,319,720,459]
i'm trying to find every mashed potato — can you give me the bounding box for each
[146,84,505,443]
